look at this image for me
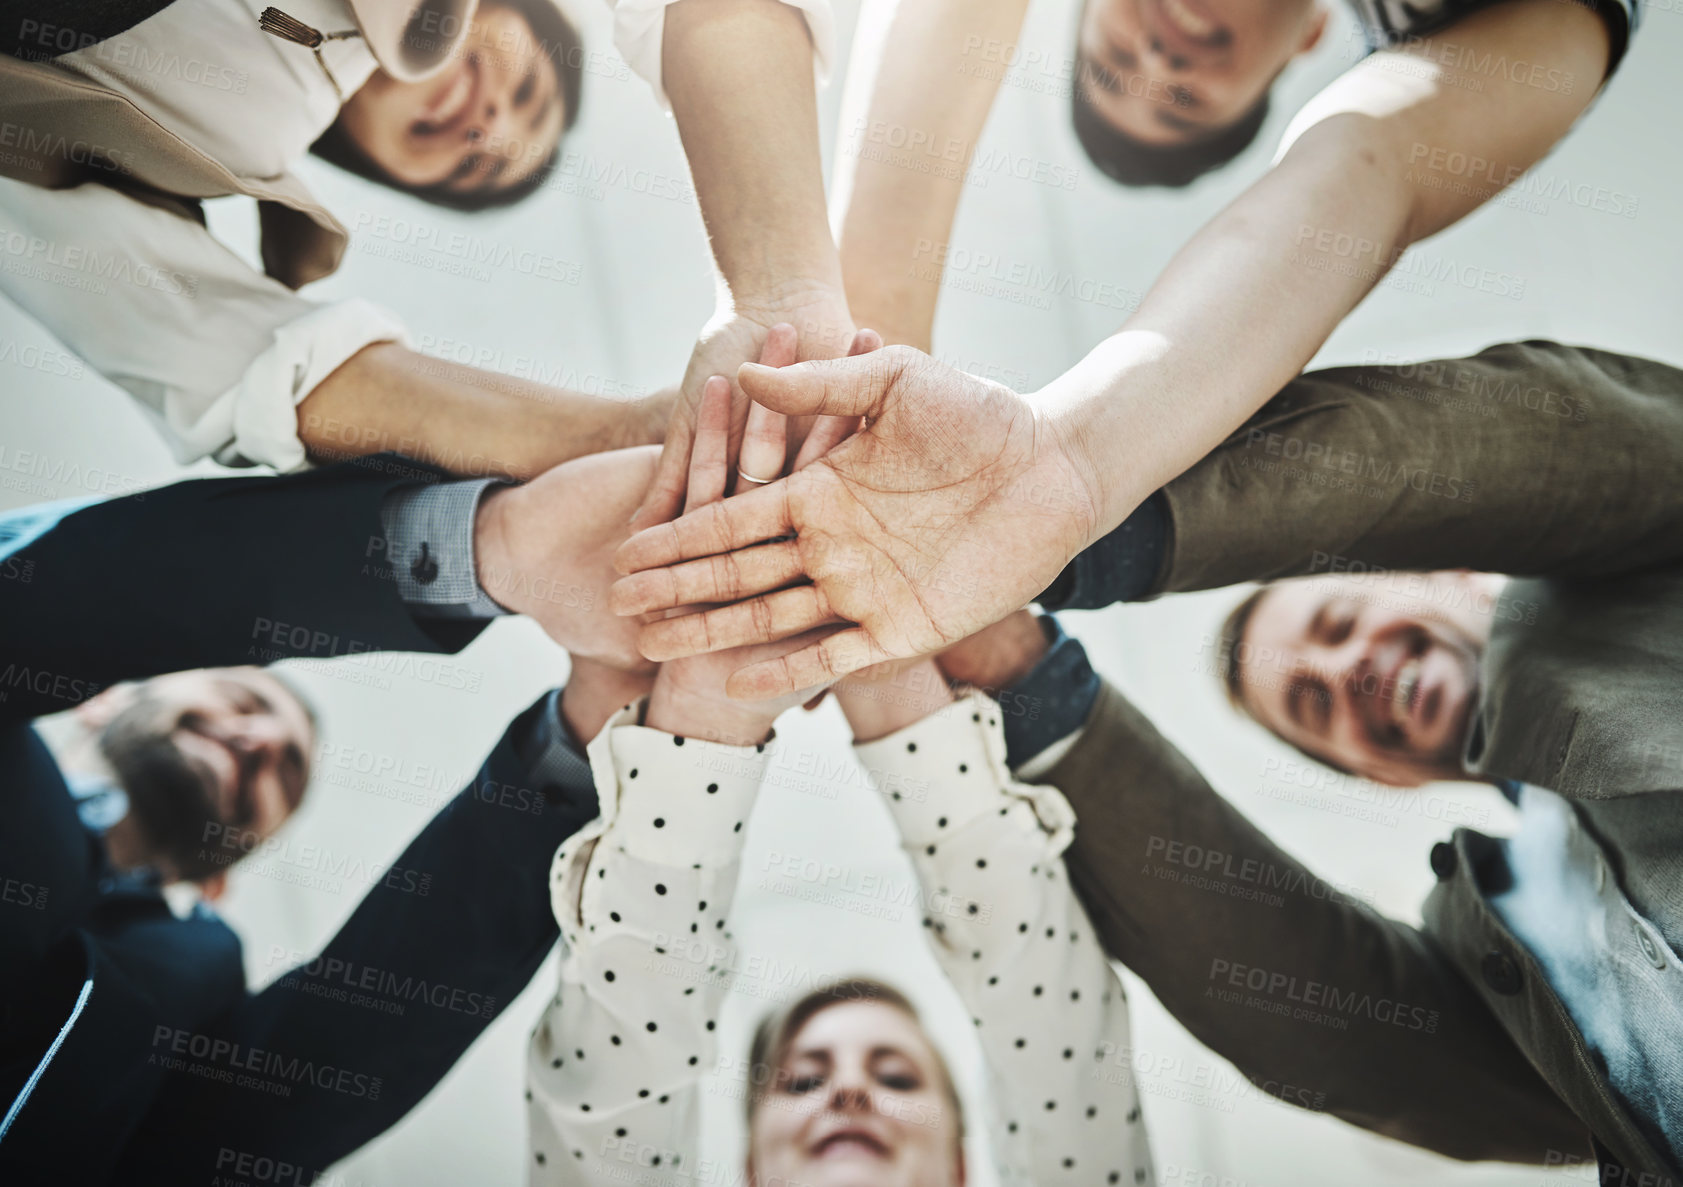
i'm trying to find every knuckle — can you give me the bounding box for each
[749,596,776,639]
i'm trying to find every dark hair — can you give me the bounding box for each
[746,977,965,1140]
[1070,62,1271,188]
[99,688,236,883]
[1215,583,1355,776]
[310,0,583,212]
[1216,585,1269,711]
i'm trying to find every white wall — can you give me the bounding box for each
[3,0,1678,1182]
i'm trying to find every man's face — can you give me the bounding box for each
[1236,575,1493,786]
[1075,0,1325,146]
[96,668,314,881]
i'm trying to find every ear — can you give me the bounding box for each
[1298,5,1329,55]
[75,681,139,730]
[197,871,229,902]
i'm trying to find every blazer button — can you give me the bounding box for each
[411,541,439,585]
[1635,924,1667,970]
[1429,841,1457,880]
[1481,951,1522,996]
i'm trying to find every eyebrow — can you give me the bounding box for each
[790,1042,918,1063]
[215,677,273,713]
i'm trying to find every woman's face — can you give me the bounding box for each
[338,4,566,196]
[748,1001,964,1187]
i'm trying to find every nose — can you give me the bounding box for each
[827,1079,873,1115]
[468,77,521,148]
[1141,34,1190,74]
[226,715,288,761]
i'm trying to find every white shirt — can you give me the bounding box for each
[528,692,1153,1187]
[1,0,832,471]
[54,0,378,177]
[0,175,404,471]
[1,0,397,471]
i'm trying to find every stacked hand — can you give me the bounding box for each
[640,324,883,746]
[472,443,663,673]
[609,348,1104,700]
[630,292,862,533]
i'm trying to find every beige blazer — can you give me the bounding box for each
[0,0,475,288]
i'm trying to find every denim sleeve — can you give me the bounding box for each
[1037,490,1169,611]
[999,615,1101,772]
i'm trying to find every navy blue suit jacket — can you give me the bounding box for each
[0,460,596,1184]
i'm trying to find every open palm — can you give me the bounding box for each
[613,347,1102,699]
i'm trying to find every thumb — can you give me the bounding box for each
[737,345,910,420]
[629,419,692,531]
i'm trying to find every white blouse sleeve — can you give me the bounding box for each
[0,177,405,472]
[853,691,1156,1187]
[527,700,771,1185]
[603,0,835,110]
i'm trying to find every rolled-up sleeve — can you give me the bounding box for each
[0,177,405,472]
[605,0,835,109]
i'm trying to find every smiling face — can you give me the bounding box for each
[1075,0,1324,146]
[1233,574,1500,786]
[94,667,314,882]
[748,1000,965,1187]
[337,2,567,197]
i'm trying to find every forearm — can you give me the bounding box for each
[833,0,1027,349]
[0,464,477,723]
[1153,342,1683,594]
[1047,0,1607,542]
[859,691,1148,1177]
[533,702,771,1178]
[121,691,600,1180]
[1045,118,1414,534]
[1048,680,1587,1162]
[298,342,669,480]
[663,0,844,315]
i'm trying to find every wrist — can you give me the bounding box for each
[645,682,774,748]
[1036,335,1159,541]
[472,485,519,614]
[836,659,953,743]
[726,280,854,353]
[563,659,655,746]
[938,611,1051,692]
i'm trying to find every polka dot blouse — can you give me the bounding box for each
[525,692,1153,1187]
[856,690,1153,1187]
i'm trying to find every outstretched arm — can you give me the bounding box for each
[836,664,1153,1183]
[833,0,1030,350]
[0,178,666,478]
[630,0,857,529]
[1070,341,1683,604]
[116,671,641,1183]
[297,342,671,481]
[607,0,1617,694]
[1045,0,1613,528]
[529,335,830,1184]
[935,615,1590,1165]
